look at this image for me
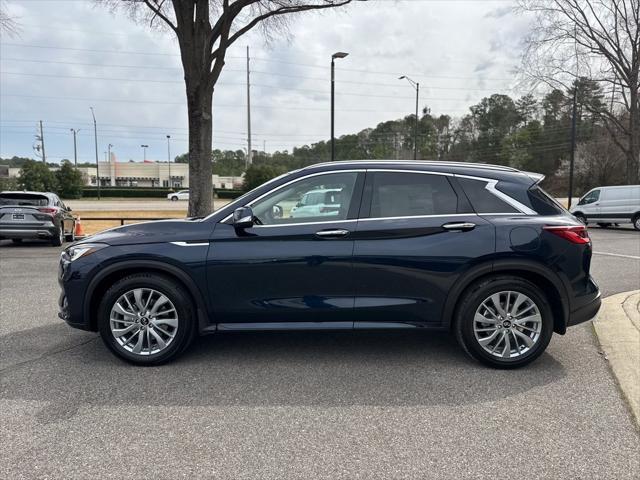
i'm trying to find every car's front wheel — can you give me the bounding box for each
[98,273,196,365]
[170,196,178,201]
[454,276,554,369]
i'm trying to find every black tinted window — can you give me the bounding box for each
[369,172,458,218]
[0,194,49,206]
[527,186,565,215]
[458,178,519,213]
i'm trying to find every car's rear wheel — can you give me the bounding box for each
[633,214,640,231]
[65,222,76,242]
[51,225,64,246]
[98,273,196,365]
[454,276,554,369]
[171,196,178,201]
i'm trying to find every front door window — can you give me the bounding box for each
[251,172,358,225]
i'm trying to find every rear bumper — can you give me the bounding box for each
[567,290,602,327]
[0,224,56,239]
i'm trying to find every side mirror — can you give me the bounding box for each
[233,206,254,229]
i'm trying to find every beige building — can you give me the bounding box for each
[1,162,244,190]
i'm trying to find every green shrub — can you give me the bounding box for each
[214,189,244,199]
[82,187,173,198]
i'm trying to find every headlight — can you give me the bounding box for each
[65,243,108,262]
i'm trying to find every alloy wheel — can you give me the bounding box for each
[109,288,179,356]
[473,291,542,359]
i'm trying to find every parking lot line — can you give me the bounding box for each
[594,251,640,260]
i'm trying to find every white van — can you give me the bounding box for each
[570,185,640,230]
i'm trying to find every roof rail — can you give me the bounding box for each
[305,160,520,172]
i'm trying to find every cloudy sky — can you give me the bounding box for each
[1,0,536,164]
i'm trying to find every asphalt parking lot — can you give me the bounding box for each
[1,227,638,479]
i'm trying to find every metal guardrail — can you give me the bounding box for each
[80,217,176,226]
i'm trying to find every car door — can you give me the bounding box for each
[352,170,496,328]
[206,170,364,327]
[577,189,601,220]
[52,195,70,235]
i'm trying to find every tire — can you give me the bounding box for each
[98,273,196,365]
[633,214,640,231]
[171,196,178,202]
[454,276,554,369]
[51,225,64,247]
[65,222,76,242]
[574,213,587,225]
[597,223,611,228]
[11,238,22,244]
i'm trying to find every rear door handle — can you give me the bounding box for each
[315,228,350,238]
[442,222,476,231]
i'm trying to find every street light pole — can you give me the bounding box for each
[166,135,171,189]
[70,128,80,167]
[140,144,149,161]
[399,75,420,160]
[331,52,349,162]
[90,107,100,199]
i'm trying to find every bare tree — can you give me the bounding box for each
[0,1,20,37]
[519,0,640,183]
[100,0,358,216]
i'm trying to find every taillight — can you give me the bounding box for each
[38,207,58,215]
[543,225,590,244]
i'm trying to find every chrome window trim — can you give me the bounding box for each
[218,167,536,225]
[453,173,537,215]
[358,213,476,222]
[252,219,357,228]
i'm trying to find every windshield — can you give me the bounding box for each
[0,194,49,207]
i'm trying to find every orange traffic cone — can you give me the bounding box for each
[74,217,86,238]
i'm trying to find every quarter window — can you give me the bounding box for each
[251,172,358,225]
[457,178,519,213]
[369,172,459,218]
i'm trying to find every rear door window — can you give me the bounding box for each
[457,178,519,214]
[367,172,459,218]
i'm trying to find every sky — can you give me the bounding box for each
[0,0,537,164]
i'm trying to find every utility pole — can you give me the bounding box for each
[70,129,79,167]
[399,76,420,160]
[90,107,100,199]
[166,135,171,188]
[246,45,252,168]
[331,52,349,162]
[39,120,46,163]
[141,144,149,161]
[568,86,578,209]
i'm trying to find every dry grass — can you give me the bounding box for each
[75,209,187,235]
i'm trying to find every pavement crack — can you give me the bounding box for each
[0,337,98,374]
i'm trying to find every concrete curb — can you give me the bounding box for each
[593,290,640,428]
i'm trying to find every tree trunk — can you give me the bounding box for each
[628,86,640,185]
[186,86,213,217]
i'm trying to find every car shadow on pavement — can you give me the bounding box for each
[0,322,566,422]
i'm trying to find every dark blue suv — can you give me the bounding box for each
[58,161,601,368]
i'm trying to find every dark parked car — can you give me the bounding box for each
[0,191,76,246]
[59,161,601,368]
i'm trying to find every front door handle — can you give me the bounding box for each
[442,222,476,231]
[315,228,350,238]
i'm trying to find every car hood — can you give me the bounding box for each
[77,218,213,246]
